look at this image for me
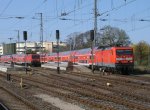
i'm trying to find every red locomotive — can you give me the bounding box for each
[95,46,134,73]
[0,54,41,67]
[47,46,134,74]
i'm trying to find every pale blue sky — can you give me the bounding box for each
[0,0,150,44]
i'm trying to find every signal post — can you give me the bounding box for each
[23,31,27,74]
[90,30,94,73]
[56,30,60,74]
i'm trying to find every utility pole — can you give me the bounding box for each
[94,0,98,47]
[8,37,14,67]
[17,30,20,53]
[8,37,13,54]
[37,13,44,53]
[15,30,20,53]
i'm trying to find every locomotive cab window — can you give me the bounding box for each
[116,50,133,55]
[32,55,40,59]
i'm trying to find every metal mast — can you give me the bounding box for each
[38,13,44,53]
[17,30,20,53]
[94,0,98,46]
[8,37,13,54]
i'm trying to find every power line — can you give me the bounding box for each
[100,0,138,17]
[0,0,13,17]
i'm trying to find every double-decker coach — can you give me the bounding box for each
[0,54,41,67]
[13,54,41,66]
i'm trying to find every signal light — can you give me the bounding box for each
[56,30,59,39]
[23,31,27,41]
[90,30,94,41]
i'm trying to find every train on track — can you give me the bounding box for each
[48,46,134,74]
[0,46,134,73]
[0,54,41,67]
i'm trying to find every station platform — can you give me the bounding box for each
[0,63,24,72]
[41,62,68,70]
[42,62,92,73]
[0,62,92,73]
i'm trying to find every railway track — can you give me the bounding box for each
[0,71,114,110]
[32,67,150,93]
[0,68,150,110]
[0,102,9,110]
[37,70,150,103]
[27,68,149,110]
[0,82,38,110]
[111,74,150,83]
[9,74,115,110]
[68,71,150,90]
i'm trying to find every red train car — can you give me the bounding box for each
[13,54,41,66]
[47,46,134,74]
[60,51,71,62]
[47,53,57,62]
[0,55,12,63]
[0,54,41,67]
[40,54,48,63]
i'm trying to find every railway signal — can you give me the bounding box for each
[90,30,94,41]
[90,30,95,73]
[23,31,27,74]
[23,31,27,41]
[56,30,60,74]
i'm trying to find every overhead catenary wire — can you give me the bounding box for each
[0,0,13,17]
[1,0,150,44]
[100,0,138,17]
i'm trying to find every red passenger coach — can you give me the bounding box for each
[0,54,41,67]
[13,54,41,66]
[40,54,48,63]
[75,48,92,66]
[48,53,57,62]
[0,55,13,63]
[60,51,71,62]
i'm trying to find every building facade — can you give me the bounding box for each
[0,44,3,55]
[0,41,67,55]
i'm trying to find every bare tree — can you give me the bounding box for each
[100,26,131,46]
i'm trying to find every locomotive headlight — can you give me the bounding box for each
[116,58,123,61]
[126,58,133,60]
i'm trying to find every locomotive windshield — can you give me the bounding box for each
[116,49,133,55]
[32,54,40,59]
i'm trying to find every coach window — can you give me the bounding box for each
[75,56,78,59]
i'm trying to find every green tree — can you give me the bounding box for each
[133,41,149,66]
